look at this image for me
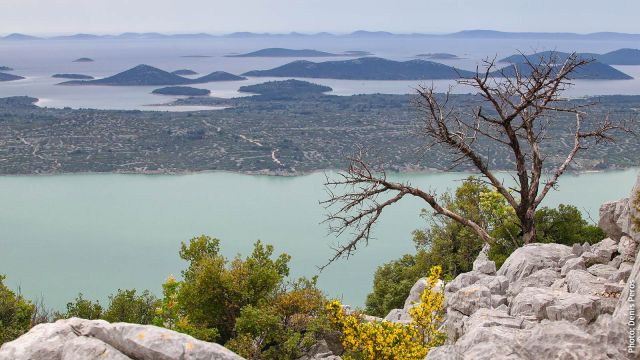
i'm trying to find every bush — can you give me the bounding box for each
[102,289,159,324]
[55,293,103,320]
[0,275,34,344]
[365,251,432,317]
[171,236,291,343]
[328,266,445,360]
[226,277,333,359]
[153,236,336,358]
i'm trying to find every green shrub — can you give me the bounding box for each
[102,289,159,324]
[0,275,34,344]
[55,293,102,320]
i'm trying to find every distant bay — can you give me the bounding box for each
[0,168,637,310]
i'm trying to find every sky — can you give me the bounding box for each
[2,0,640,36]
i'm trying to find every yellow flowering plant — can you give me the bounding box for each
[327,266,446,360]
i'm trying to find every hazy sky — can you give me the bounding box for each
[2,0,640,35]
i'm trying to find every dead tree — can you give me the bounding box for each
[322,52,625,267]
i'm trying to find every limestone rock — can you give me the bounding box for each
[581,238,618,266]
[0,318,244,360]
[507,268,560,297]
[296,340,342,360]
[610,262,634,282]
[497,243,571,283]
[61,337,131,360]
[565,269,607,295]
[587,263,618,280]
[472,248,496,275]
[598,199,630,241]
[446,285,491,316]
[618,235,637,262]
[561,257,586,276]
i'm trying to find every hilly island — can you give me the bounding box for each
[60,64,245,86]
[242,56,632,80]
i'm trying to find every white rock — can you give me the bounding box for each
[561,257,586,276]
[497,243,571,283]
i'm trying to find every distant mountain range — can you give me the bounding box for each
[0,66,14,71]
[0,72,24,82]
[243,56,633,81]
[7,30,640,41]
[226,48,368,58]
[500,49,640,66]
[242,57,476,80]
[60,64,245,86]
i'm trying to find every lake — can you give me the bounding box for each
[0,168,637,310]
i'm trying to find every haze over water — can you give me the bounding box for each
[2,36,640,110]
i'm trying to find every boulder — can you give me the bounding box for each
[561,257,586,276]
[296,340,342,360]
[472,246,496,275]
[0,318,244,360]
[618,235,637,262]
[403,278,443,309]
[60,337,131,360]
[598,199,630,241]
[446,285,491,316]
[497,243,571,283]
[565,269,607,296]
[507,268,560,297]
[587,263,618,280]
[610,262,634,282]
[581,238,618,266]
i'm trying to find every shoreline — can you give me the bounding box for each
[0,165,636,178]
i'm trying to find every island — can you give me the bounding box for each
[59,64,246,86]
[52,74,95,80]
[171,69,198,76]
[497,52,632,80]
[228,48,345,57]
[500,49,640,66]
[238,79,332,98]
[0,72,24,82]
[152,86,211,96]
[0,66,14,71]
[242,57,475,80]
[415,53,461,60]
[73,58,94,63]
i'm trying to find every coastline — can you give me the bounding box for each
[0,164,636,178]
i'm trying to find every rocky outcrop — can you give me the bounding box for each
[0,318,244,360]
[423,174,640,359]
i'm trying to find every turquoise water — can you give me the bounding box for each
[0,168,637,310]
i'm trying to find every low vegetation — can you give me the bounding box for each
[328,266,445,360]
[0,275,34,344]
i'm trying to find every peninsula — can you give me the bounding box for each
[0,72,24,82]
